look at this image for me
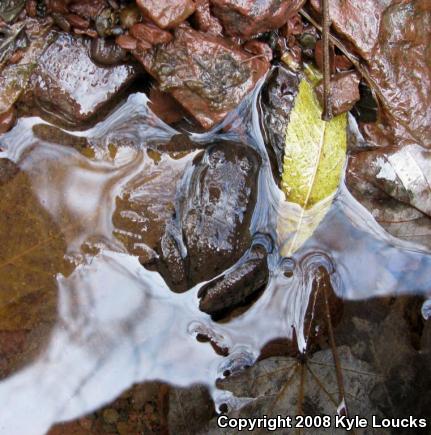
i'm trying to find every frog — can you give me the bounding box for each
[155,140,272,315]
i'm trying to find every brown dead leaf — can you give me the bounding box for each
[311,0,431,149]
[347,144,431,250]
[0,158,72,376]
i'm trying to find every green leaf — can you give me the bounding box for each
[278,67,347,256]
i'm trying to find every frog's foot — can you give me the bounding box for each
[198,234,272,315]
[156,221,188,292]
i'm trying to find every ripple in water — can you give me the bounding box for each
[0,84,430,434]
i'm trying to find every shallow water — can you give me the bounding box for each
[0,80,430,434]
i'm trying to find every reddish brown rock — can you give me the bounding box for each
[116,34,138,50]
[47,0,70,14]
[136,0,195,29]
[26,0,37,18]
[65,13,90,30]
[68,0,106,20]
[310,0,388,60]
[30,33,139,125]
[148,87,185,124]
[120,4,142,29]
[369,1,431,148]
[137,39,153,51]
[193,0,223,35]
[284,13,303,36]
[130,23,173,45]
[210,0,305,38]
[315,71,360,116]
[0,107,17,134]
[243,40,273,63]
[134,27,269,129]
[312,0,431,148]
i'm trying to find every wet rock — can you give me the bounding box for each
[0,107,16,134]
[0,18,54,114]
[69,0,106,20]
[148,87,185,124]
[90,37,127,65]
[314,37,354,74]
[193,0,223,35]
[102,408,119,424]
[315,70,360,116]
[116,34,137,50]
[258,64,301,180]
[310,0,388,61]
[284,12,303,36]
[30,33,139,126]
[119,4,142,29]
[136,0,195,29]
[369,0,431,148]
[130,22,173,45]
[157,141,261,292]
[26,0,37,18]
[46,0,69,15]
[95,7,119,38]
[65,13,90,30]
[312,0,431,149]
[134,26,269,129]
[51,12,71,32]
[210,0,305,39]
[243,40,273,63]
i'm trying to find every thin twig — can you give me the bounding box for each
[299,9,379,105]
[295,363,306,435]
[271,362,300,408]
[299,9,421,143]
[322,0,332,120]
[299,8,423,145]
[322,276,347,416]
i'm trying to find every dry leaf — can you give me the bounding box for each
[0,159,71,376]
[347,144,431,250]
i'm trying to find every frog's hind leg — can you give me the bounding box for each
[154,221,189,292]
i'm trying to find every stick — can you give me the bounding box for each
[322,0,332,120]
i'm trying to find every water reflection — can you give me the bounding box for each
[0,88,430,434]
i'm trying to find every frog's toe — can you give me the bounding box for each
[156,224,188,292]
[198,235,272,315]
